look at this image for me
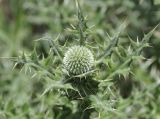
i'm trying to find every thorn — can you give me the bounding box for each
[12,62,18,71]
[136,36,140,45]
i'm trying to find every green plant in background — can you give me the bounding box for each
[8,1,158,119]
[0,0,160,119]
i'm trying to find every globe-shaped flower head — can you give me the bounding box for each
[63,46,94,75]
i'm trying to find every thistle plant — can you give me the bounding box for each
[10,1,159,119]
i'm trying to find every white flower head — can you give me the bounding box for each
[63,45,94,75]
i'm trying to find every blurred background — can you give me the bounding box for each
[0,0,160,118]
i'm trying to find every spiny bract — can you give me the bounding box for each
[63,45,94,75]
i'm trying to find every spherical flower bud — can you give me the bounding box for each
[63,45,94,75]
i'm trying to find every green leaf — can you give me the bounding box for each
[76,0,87,45]
[30,47,39,64]
[98,21,127,59]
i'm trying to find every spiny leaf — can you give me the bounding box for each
[43,54,53,67]
[75,0,87,45]
[98,21,127,60]
[142,25,159,44]
[43,34,63,60]
[40,80,76,97]
[30,47,39,64]
[135,26,158,55]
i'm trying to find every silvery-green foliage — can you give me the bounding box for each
[1,0,159,119]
